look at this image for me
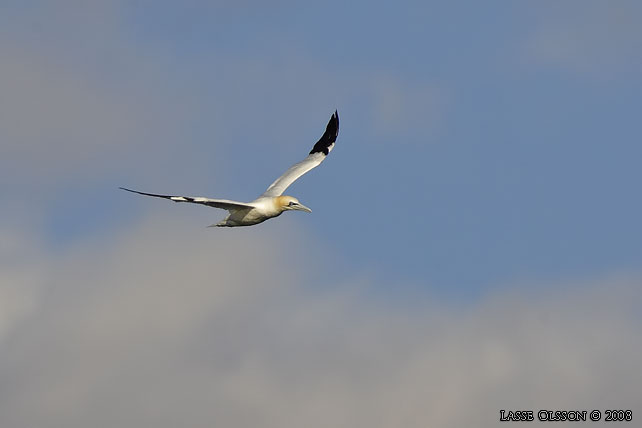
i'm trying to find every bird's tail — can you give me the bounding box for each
[208,216,231,227]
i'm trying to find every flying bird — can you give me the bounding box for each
[120,110,339,227]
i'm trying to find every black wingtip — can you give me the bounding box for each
[309,110,339,155]
[119,186,143,195]
[333,109,339,133]
[119,186,145,196]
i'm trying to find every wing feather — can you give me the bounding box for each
[119,187,253,211]
[262,110,339,197]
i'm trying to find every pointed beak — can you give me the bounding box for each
[295,203,312,213]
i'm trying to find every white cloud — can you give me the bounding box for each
[0,215,640,428]
[0,229,44,344]
[0,2,208,192]
[524,1,642,76]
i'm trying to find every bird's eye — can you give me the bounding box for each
[289,201,297,206]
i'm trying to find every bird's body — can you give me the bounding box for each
[120,111,339,227]
[213,196,310,227]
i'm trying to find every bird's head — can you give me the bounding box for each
[276,196,312,213]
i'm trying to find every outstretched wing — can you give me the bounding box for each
[119,187,254,211]
[262,110,339,197]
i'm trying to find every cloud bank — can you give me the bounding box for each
[1,215,640,428]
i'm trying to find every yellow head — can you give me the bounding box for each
[275,196,312,213]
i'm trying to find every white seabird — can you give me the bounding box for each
[120,110,339,227]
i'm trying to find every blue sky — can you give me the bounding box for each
[1,1,641,426]
[5,1,642,293]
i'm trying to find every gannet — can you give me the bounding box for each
[120,111,339,227]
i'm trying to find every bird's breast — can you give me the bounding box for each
[250,197,283,216]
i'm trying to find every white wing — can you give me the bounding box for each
[262,111,339,197]
[119,187,254,211]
